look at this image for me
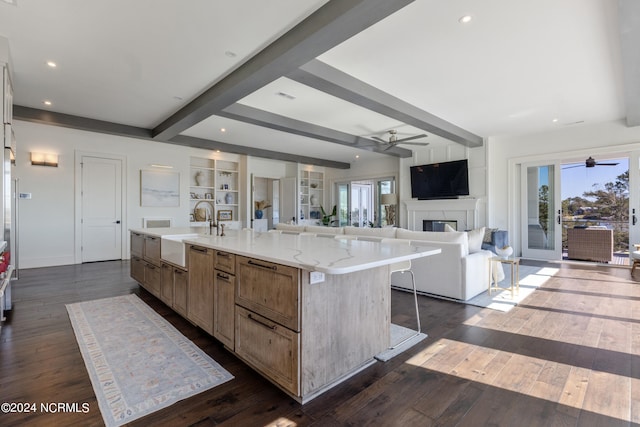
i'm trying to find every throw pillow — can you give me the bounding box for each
[444,223,456,232]
[483,227,498,243]
[467,227,485,253]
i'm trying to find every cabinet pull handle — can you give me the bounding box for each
[216,251,230,258]
[147,236,157,241]
[216,272,230,281]
[248,313,277,330]
[190,245,208,253]
[248,260,277,271]
[147,264,156,270]
[175,269,184,275]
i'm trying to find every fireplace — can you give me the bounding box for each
[404,198,479,232]
[423,220,458,231]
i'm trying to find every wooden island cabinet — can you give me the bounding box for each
[213,250,236,350]
[187,244,214,335]
[129,229,440,403]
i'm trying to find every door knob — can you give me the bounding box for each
[114,220,121,224]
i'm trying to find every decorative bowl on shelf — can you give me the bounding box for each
[495,245,513,259]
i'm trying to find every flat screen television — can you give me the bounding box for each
[410,159,470,199]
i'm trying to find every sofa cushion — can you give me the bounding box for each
[396,229,469,256]
[343,226,397,238]
[275,223,306,232]
[467,227,485,253]
[304,225,344,235]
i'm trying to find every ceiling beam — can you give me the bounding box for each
[13,105,152,139]
[169,135,350,169]
[13,105,350,169]
[288,59,483,147]
[151,0,415,141]
[220,103,413,158]
[619,0,640,127]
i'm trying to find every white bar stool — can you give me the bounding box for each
[381,238,420,349]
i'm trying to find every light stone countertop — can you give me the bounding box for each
[130,227,441,275]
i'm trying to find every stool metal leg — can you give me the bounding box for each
[390,270,421,350]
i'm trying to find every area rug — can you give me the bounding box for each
[66,294,234,427]
[375,324,427,362]
[465,265,559,312]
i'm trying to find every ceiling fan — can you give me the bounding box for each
[371,130,429,151]
[562,156,619,169]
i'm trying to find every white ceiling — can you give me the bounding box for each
[0,0,633,166]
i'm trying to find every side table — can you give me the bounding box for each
[488,256,520,299]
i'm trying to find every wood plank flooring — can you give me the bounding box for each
[0,260,638,426]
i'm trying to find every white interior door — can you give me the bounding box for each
[521,161,562,260]
[81,156,122,262]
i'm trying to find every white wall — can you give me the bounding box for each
[487,119,640,253]
[14,120,240,268]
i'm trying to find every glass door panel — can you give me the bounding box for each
[521,162,562,260]
[336,183,350,227]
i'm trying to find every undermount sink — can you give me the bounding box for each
[161,234,200,268]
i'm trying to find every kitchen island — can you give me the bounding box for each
[130,228,440,403]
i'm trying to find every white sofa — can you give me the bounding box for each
[274,223,502,301]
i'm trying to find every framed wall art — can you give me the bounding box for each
[140,169,180,207]
[217,210,232,221]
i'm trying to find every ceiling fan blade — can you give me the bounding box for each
[595,162,619,166]
[383,144,395,151]
[395,134,428,143]
[562,164,585,169]
[399,142,430,147]
[371,136,387,143]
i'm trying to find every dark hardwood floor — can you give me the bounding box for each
[0,260,638,426]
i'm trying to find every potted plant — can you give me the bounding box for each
[254,200,272,219]
[320,205,337,227]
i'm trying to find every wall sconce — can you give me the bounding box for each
[31,152,59,167]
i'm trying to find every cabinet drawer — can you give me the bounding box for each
[236,256,300,331]
[144,235,161,266]
[214,250,235,275]
[160,263,174,306]
[143,262,161,297]
[173,267,188,317]
[131,232,144,258]
[131,256,145,284]
[235,306,299,396]
[214,270,235,349]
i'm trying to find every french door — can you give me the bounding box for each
[521,161,562,260]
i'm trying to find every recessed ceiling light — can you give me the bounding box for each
[1,0,17,6]
[46,61,57,68]
[225,51,237,58]
[276,91,296,100]
[552,118,559,123]
[173,96,183,101]
[43,100,52,106]
[220,128,226,133]
[355,155,360,159]
[458,15,472,24]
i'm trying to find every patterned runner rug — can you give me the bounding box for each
[66,294,233,427]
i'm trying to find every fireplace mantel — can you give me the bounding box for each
[404,198,479,231]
